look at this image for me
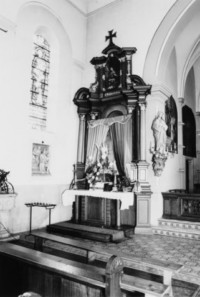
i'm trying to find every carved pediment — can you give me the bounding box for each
[89,30,137,100]
[73,31,151,118]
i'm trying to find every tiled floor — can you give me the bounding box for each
[45,234,200,285]
[88,234,200,285]
[20,232,200,286]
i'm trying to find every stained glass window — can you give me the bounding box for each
[30,35,50,129]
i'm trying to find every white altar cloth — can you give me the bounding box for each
[62,189,134,210]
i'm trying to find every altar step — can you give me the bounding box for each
[152,219,200,240]
[47,221,133,243]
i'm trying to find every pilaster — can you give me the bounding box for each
[134,192,152,234]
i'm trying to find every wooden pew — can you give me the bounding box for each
[0,242,123,297]
[31,231,173,297]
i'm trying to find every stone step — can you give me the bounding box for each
[153,219,200,240]
[46,221,129,242]
[158,218,200,230]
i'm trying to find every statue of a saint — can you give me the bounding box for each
[152,112,168,154]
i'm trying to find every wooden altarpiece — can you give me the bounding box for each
[73,31,152,232]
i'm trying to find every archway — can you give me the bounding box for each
[143,0,200,98]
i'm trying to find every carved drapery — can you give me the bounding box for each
[88,114,131,128]
[86,115,132,175]
[86,124,109,167]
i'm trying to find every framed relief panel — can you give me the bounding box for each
[32,143,50,175]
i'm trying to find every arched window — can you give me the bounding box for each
[30,34,50,130]
[182,105,196,157]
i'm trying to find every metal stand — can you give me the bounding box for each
[25,202,56,234]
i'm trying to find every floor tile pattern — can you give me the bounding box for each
[21,232,200,285]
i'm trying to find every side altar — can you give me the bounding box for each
[57,31,152,240]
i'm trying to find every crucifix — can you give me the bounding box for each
[105,30,117,46]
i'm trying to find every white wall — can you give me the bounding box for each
[0,0,87,234]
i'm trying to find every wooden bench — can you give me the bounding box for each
[31,230,175,297]
[0,242,123,297]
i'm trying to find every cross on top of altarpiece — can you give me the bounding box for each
[105,30,117,46]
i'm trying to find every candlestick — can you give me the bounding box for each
[73,163,78,190]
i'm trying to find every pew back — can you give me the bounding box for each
[32,230,181,284]
[31,231,173,297]
[0,243,123,297]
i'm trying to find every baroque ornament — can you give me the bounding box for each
[151,150,168,177]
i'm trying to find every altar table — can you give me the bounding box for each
[62,189,134,228]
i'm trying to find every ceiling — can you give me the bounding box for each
[68,0,117,14]
[86,0,117,13]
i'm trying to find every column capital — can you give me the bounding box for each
[178,97,184,105]
[134,85,151,102]
[127,105,135,114]
[79,113,86,120]
[139,103,146,111]
[90,111,99,120]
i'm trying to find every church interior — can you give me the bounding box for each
[1,0,200,296]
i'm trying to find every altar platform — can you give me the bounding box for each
[59,189,135,242]
[47,220,134,242]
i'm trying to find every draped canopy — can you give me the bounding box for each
[86,114,132,177]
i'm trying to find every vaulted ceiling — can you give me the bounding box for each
[68,0,117,14]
